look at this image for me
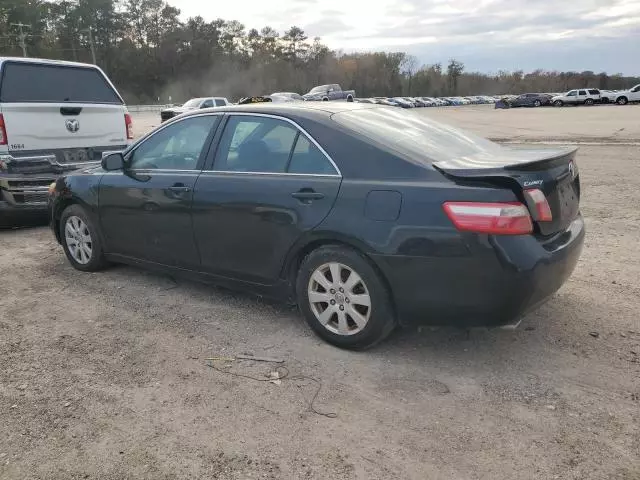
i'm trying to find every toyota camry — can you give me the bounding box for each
[48,103,584,349]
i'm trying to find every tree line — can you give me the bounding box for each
[1,0,639,104]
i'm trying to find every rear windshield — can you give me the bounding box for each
[332,107,505,165]
[0,62,122,104]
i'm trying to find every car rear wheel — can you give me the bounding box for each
[296,245,395,349]
[585,98,594,106]
[616,96,628,105]
[60,204,107,272]
[554,100,564,107]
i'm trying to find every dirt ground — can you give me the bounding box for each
[1,106,639,479]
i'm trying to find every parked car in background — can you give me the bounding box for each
[0,57,132,221]
[49,102,584,349]
[609,84,640,105]
[390,97,414,108]
[303,84,355,102]
[160,97,229,121]
[506,93,553,108]
[552,89,601,106]
[270,92,303,102]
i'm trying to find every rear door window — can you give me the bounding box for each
[288,136,337,175]
[0,62,122,104]
[214,116,298,173]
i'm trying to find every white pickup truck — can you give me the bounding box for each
[0,57,131,221]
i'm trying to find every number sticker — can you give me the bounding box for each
[10,144,25,150]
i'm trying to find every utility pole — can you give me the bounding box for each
[83,28,97,65]
[10,23,30,57]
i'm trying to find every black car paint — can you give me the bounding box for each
[50,103,584,327]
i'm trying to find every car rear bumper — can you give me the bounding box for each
[372,214,585,328]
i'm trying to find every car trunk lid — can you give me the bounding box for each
[434,147,580,236]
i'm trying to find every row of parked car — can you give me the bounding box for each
[354,96,499,108]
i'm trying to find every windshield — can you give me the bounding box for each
[332,107,506,165]
[309,85,329,94]
[182,98,202,108]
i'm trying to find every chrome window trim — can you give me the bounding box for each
[212,111,342,177]
[201,170,340,178]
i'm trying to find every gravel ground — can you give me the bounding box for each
[1,106,639,479]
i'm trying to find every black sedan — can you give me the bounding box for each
[508,93,552,108]
[48,103,584,349]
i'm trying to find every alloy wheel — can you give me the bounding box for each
[307,262,371,336]
[65,216,93,265]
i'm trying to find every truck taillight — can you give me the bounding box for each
[0,114,7,145]
[443,201,533,235]
[523,188,553,222]
[125,113,133,140]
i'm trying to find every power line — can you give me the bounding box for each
[10,22,30,57]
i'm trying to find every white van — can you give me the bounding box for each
[0,57,131,218]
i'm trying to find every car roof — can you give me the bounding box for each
[0,56,98,69]
[189,101,378,119]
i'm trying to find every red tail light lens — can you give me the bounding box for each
[0,114,7,145]
[125,113,134,140]
[524,188,552,221]
[443,201,533,235]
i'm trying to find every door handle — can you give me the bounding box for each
[168,185,191,193]
[291,190,325,202]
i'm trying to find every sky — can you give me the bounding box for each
[170,0,640,75]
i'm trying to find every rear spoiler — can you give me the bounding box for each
[433,146,578,177]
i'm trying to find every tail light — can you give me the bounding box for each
[523,188,552,221]
[0,114,7,145]
[124,113,134,140]
[443,201,533,235]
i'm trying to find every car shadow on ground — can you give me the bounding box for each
[0,214,48,230]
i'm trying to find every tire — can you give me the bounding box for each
[533,100,541,107]
[616,96,628,105]
[322,97,329,101]
[59,204,107,272]
[554,100,564,107]
[346,95,354,102]
[585,98,594,106]
[296,245,396,349]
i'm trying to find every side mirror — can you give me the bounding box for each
[102,152,125,171]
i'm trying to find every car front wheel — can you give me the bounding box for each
[533,100,541,107]
[296,245,395,349]
[616,96,628,105]
[60,204,107,272]
[554,100,564,107]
